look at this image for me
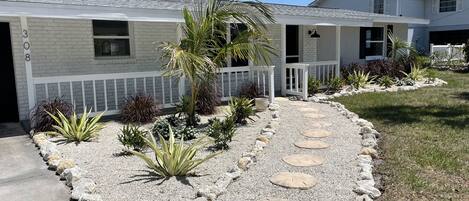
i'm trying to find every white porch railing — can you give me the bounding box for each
[284,60,339,100]
[32,66,275,116]
[430,43,465,62]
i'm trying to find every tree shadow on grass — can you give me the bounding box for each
[357,105,469,129]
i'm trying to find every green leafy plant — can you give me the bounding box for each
[347,70,372,89]
[327,77,344,93]
[308,78,321,95]
[121,95,159,123]
[378,75,395,88]
[118,125,148,152]
[402,64,426,81]
[176,96,201,127]
[151,115,197,140]
[32,98,73,132]
[47,109,104,142]
[229,97,256,125]
[130,125,218,177]
[207,116,236,150]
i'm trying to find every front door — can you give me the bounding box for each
[0,23,19,122]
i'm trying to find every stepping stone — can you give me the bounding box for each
[270,172,317,190]
[294,140,330,149]
[282,154,324,167]
[310,122,333,128]
[302,130,332,138]
[298,108,319,112]
[304,113,326,119]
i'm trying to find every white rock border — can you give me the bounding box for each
[196,103,280,201]
[305,78,447,200]
[308,78,447,102]
[30,131,103,201]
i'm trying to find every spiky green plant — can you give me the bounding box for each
[207,115,237,150]
[229,97,256,125]
[327,77,344,93]
[402,64,427,81]
[118,125,148,152]
[47,109,104,142]
[378,75,395,88]
[347,70,372,89]
[308,77,321,95]
[130,125,218,177]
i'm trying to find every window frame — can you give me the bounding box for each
[92,20,134,59]
[439,0,457,13]
[360,26,386,60]
[373,0,385,14]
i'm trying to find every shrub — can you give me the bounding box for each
[151,115,197,140]
[47,109,104,142]
[347,70,372,89]
[327,77,344,93]
[118,125,148,152]
[197,80,220,115]
[130,125,218,177]
[31,98,73,132]
[121,95,159,124]
[207,116,236,150]
[464,41,469,63]
[402,64,426,81]
[342,60,406,79]
[229,97,256,125]
[308,78,321,95]
[176,95,200,126]
[378,75,394,88]
[239,82,260,100]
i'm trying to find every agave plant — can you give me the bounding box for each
[229,97,256,125]
[47,109,104,142]
[131,125,218,177]
[402,64,427,81]
[347,70,372,89]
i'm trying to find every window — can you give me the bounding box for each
[439,0,457,12]
[360,27,384,59]
[373,0,384,14]
[93,20,131,57]
[230,23,249,67]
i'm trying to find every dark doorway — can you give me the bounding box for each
[286,25,300,63]
[0,23,19,122]
[430,29,469,45]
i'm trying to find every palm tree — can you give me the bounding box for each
[159,0,276,126]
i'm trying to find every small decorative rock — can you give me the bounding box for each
[262,128,276,134]
[303,113,326,119]
[353,180,382,199]
[64,167,85,187]
[270,172,317,190]
[302,130,332,138]
[294,140,330,149]
[56,159,76,175]
[256,136,270,143]
[237,157,253,171]
[361,138,377,148]
[76,193,102,201]
[360,147,378,159]
[282,154,324,167]
[359,126,373,135]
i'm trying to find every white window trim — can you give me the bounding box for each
[364,26,386,59]
[92,21,135,60]
[438,0,458,13]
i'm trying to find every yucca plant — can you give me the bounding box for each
[229,97,256,125]
[347,70,372,89]
[130,125,218,177]
[47,109,104,142]
[402,64,426,81]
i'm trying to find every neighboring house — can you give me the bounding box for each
[311,0,469,52]
[0,0,427,123]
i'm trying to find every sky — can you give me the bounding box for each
[261,0,313,6]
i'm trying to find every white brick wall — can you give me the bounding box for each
[302,25,318,62]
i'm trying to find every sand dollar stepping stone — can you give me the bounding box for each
[302,130,332,138]
[310,122,333,128]
[270,172,317,190]
[298,107,319,112]
[294,140,330,149]
[304,113,326,119]
[282,154,324,167]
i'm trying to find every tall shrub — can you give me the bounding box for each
[32,98,73,132]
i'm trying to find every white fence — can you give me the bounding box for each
[284,60,339,99]
[430,43,465,62]
[32,66,275,116]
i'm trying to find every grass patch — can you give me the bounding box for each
[334,71,469,200]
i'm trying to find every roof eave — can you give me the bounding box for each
[372,17,430,25]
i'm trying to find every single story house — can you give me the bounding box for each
[0,0,429,123]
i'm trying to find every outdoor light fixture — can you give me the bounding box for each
[308,29,321,38]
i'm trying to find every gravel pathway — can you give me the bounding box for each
[55,109,270,201]
[218,98,362,201]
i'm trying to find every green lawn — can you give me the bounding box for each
[334,71,469,201]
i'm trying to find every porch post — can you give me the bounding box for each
[177,23,186,96]
[280,24,287,96]
[335,26,341,78]
[20,16,35,112]
[269,67,275,103]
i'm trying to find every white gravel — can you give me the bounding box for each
[217,99,362,201]
[54,107,270,201]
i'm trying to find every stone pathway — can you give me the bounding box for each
[218,98,361,201]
